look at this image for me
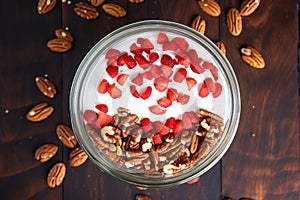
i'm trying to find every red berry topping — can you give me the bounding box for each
[173,68,187,83]
[106,84,122,99]
[140,86,152,100]
[124,55,137,69]
[95,104,108,113]
[157,32,169,44]
[149,105,166,115]
[130,85,140,98]
[186,77,197,90]
[106,65,118,78]
[98,79,109,94]
[157,97,172,108]
[199,82,210,98]
[116,74,129,86]
[105,48,120,59]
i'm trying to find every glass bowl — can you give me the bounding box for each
[70,20,241,187]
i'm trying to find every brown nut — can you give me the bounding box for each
[240,0,260,17]
[90,0,106,7]
[135,194,152,200]
[102,3,127,18]
[37,0,57,14]
[189,134,199,154]
[55,28,74,42]
[26,102,54,122]
[128,0,145,3]
[47,162,66,188]
[35,76,57,98]
[241,45,265,69]
[56,124,77,148]
[191,15,206,35]
[47,38,72,53]
[34,143,58,162]
[74,2,99,20]
[197,109,223,122]
[227,8,242,36]
[69,147,88,167]
[215,41,226,56]
[197,0,221,17]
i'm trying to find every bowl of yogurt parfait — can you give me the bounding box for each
[70,20,241,187]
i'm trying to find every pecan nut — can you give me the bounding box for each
[47,38,72,53]
[191,15,206,35]
[197,0,221,17]
[37,0,57,14]
[102,3,127,18]
[90,0,106,7]
[241,45,265,69]
[55,28,74,42]
[47,162,66,188]
[26,102,54,122]
[69,147,88,167]
[227,8,242,36]
[240,0,260,17]
[34,143,58,162]
[135,194,152,200]
[56,124,77,148]
[128,0,145,3]
[215,41,226,56]
[35,76,57,98]
[189,134,199,154]
[197,109,223,122]
[74,2,99,20]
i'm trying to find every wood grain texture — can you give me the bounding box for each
[220,0,300,199]
[0,0,299,200]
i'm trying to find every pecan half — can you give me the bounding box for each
[55,28,74,42]
[191,15,206,35]
[135,194,152,200]
[240,0,260,17]
[34,143,58,162]
[215,41,226,56]
[197,109,223,122]
[26,102,54,122]
[74,2,99,20]
[86,124,110,150]
[37,0,57,14]
[102,3,127,18]
[241,45,265,69]
[227,8,242,36]
[191,143,210,163]
[69,147,88,167]
[47,38,72,53]
[90,0,106,7]
[56,124,77,148]
[47,162,66,188]
[35,76,57,98]
[128,0,145,3]
[197,0,221,17]
[189,134,199,154]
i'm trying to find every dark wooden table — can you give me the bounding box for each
[1,0,299,199]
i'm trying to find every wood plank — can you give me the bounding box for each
[0,1,63,199]
[220,0,300,199]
